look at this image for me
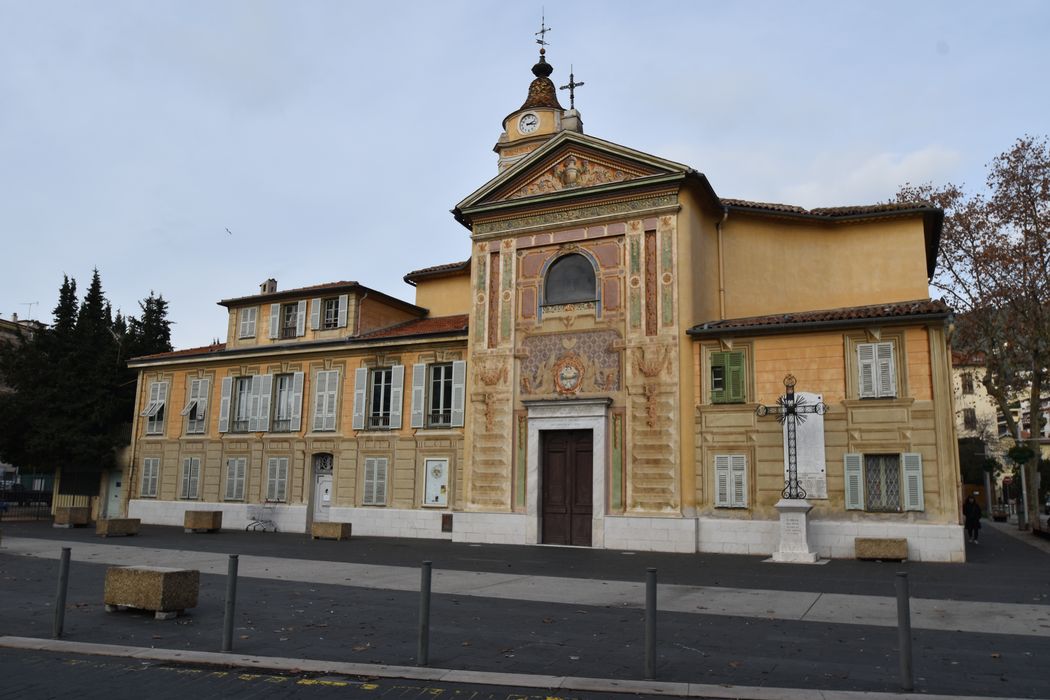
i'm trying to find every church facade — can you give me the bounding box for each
[122,48,963,561]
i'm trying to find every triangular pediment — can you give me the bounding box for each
[456,131,693,213]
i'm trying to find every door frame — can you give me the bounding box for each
[524,398,610,547]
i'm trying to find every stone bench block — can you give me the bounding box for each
[96,518,140,537]
[311,521,352,540]
[184,510,222,533]
[104,566,199,620]
[53,507,91,528]
[855,537,908,561]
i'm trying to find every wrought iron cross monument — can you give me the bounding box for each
[755,374,828,499]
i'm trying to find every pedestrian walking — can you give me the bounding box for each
[963,493,982,544]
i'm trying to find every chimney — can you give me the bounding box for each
[260,279,277,294]
[11,312,17,322]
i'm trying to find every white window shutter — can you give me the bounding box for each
[276,458,288,501]
[197,378,210,420]
[902,452,924,511]
[337,294,348,328]
[269,303,280,339]
[248,375,262,432]
[714,455,730,507]
[410,364,426,429]
[324,370,339,431]
[363,457,376,504]
[296,300,307,336]
[876,342,896,398]
[352,367,368,430]
[374,458,388,505]
[181,378,200,416]
[141,381,161,416]
[266,457,278,500]
[310,298,321,330]
[290,371,305,431]
[388,365,405,429]
[450,360,466,427]
[844,453,865,510]
[730,454,747,508]
[857,344,876,398]
[218,377,233,433]
[257,374,273,432]
[312,371,327,432]
[157,380,169,407]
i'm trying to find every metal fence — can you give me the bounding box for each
[0,488,54,521]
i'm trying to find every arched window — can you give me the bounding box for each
[544,253,597,305]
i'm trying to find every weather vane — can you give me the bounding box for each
[560,64,584,109]
[535,11,551,48]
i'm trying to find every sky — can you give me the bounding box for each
[1,1,1047,349]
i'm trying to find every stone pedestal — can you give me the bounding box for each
[184,510,222,533]
[104,566,199,620]
[771,498,820,563]
[311,521,352,540]
[54,507,91,528]
[97,518,140,537]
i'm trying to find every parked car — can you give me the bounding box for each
[0,483,30,506]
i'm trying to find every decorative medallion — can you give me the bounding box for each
[553,353,586,395]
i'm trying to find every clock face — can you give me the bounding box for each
[518,113,539,134]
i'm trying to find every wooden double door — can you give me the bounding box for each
[541,429,593,546]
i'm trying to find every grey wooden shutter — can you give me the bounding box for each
[352,367,368,430]
[290,371,305,431]
[312,371,327,432]
[257,374,273,432]
[181,379,200,415]
[388,364,405,429]
[337,294,348,328]
[248,375,262,431]
[450,360,466,427]
[310,298,321,330]
[157,380,169,409]
[844,453,865,510]
[324,370,339,431]
[410,364,426,429]
[276,458,288,501]
[218,377,233,433]
[296,300,307,336]
[902,452,924,511]
[857,344,876,398]
[714,455,730,507]
[363,457,376,504]
[197,378,211,420]
[266,457,279,500]
[269,303,280,339]
[140,380,160,416]
[730,454,747,507]
[374,458,388,504]
[876,342,896,398]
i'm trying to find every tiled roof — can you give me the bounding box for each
[404,260,470,284]
[688,299,951,337]
[132,342,227,361]
[219,281,358,307]
[721,199,935,218]
[355,314,469,340]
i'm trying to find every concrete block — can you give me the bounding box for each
[53,507,91,528]
[104,566,199,619]
[855,537,908,561]
[183,510,222,533]
[96,518,140,537]
[311,521,351,540]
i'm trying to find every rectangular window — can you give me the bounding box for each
[428,363,454,427]
[266,457,288,502]
[963,408,978,430]
[857,341,896,398]
[710,351,745,404]
[181,377,210,434]
[844,452,923,512]
[224,457,246,501]
[141,457,159,497]
[141,380,169,435]
[280,303,298,339]
[232,377,253,432]
[362,457,388,505]
[322,298,340,329]
[312,369,340,432]
[238,307,257,339]
[272,373,295,432]
[961,373,975,395]
[369,368,393,429]
[713,454,747,508]
[180,457,201,500]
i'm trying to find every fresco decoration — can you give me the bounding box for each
[472,193,677,236]
[634,345,668,427]
[519,330,621,397]
[506,154,649,200]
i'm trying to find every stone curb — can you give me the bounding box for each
[0,636,1039,700]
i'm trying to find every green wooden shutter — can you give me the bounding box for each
[902,452,924,511]
[727,351,745,403]
[710,352,727,404]
[844,453,864,510]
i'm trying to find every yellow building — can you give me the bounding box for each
[124,47,963,561]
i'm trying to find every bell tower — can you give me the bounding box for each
[494,19,584,172]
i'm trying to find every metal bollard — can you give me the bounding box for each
[895,572,913,692]
[53,547,71,639]
[645,567,657,680]
[222,554,239,652]
[418,560,432,666]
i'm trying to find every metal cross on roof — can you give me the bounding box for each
[560,65,585,109]
[535,12,552,47]
[755,374,828,499]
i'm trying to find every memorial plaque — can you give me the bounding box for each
[782,391,827,499]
